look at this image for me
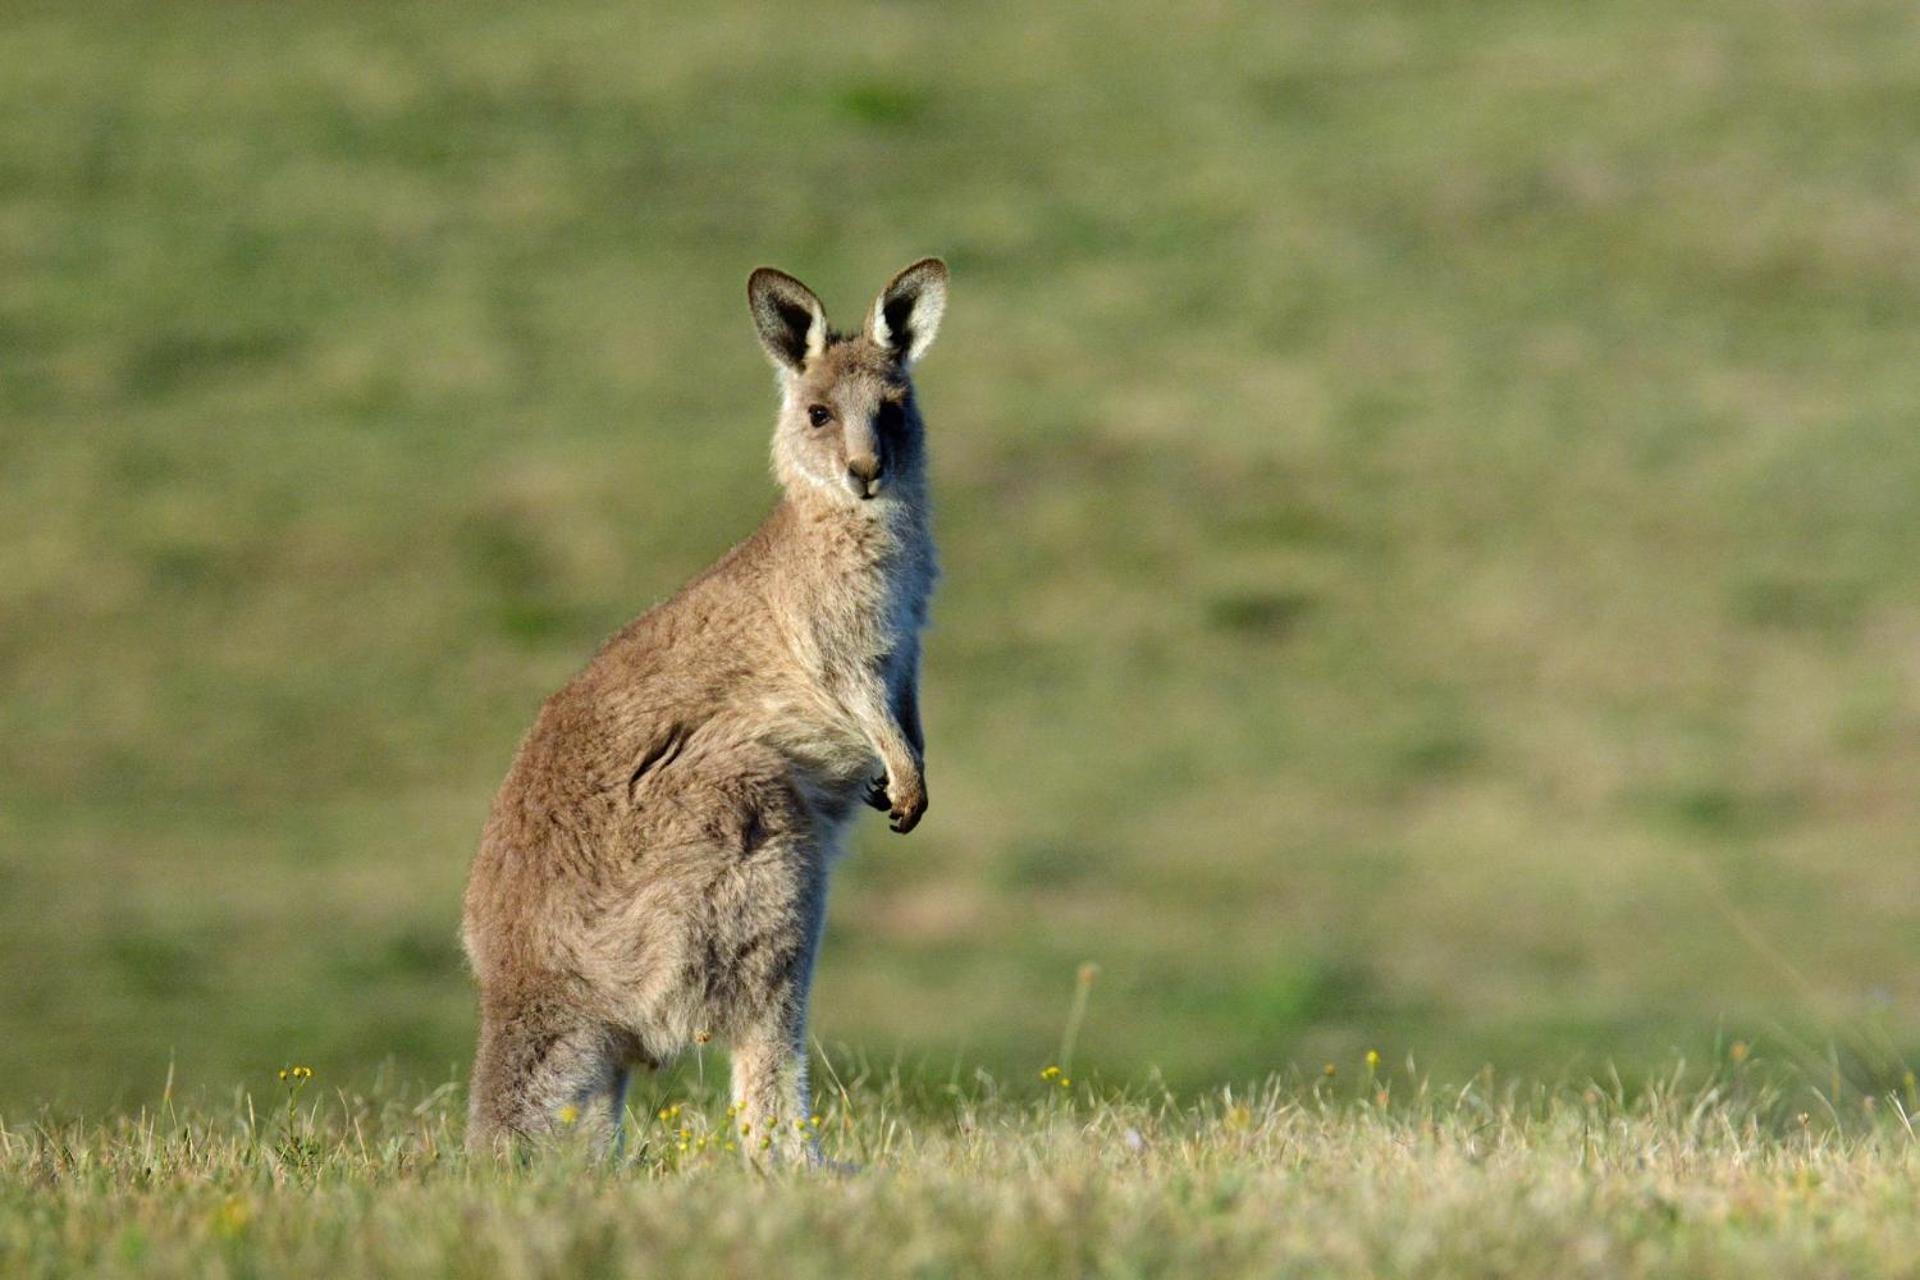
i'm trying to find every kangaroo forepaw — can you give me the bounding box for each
[886,778,926,834]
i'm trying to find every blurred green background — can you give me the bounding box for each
[3,0,1918,1113]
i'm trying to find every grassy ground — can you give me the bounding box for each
[3,0,1919,1117]
[6,1063,1919,1278]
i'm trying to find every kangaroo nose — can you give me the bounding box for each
[847,453,883,496]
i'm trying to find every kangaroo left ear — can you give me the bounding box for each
[867,258,948,365]
[748,267,829,372]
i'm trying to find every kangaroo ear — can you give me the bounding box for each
[747,267,829,372]
[867,257,948,365]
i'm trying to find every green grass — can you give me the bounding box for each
[5,1063,1919,1278]
[3,0,1919,1117]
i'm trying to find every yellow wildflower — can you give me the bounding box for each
[212,1196,251,1239]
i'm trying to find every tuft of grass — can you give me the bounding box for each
[2,1064,1918,1278]
[3,0,1920,1108]
[1204,589,1316,639]
[831,80,931,128]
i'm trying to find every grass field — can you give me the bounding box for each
[6,1064,1919,1278]
[2,0,1918,1179]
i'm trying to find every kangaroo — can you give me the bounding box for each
[460,259,947,1160]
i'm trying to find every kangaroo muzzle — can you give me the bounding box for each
[846,451,884,500]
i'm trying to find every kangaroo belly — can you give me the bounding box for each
[561,752,839,1057]
[467,665,874,1061]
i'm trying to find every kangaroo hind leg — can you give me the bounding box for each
[467,1004,626,1157]
[728,871,829,1166]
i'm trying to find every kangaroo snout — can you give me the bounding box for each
[846,452,884,499]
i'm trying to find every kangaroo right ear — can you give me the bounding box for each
[747,268,829,372]
[868,257,948,365]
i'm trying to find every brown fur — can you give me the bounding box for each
[461,260,948,1159]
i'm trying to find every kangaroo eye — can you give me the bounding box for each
[807,404,833,428]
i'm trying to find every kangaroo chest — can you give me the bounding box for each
[798,519,931,665]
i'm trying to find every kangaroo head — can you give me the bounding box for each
[748,258,948,507]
